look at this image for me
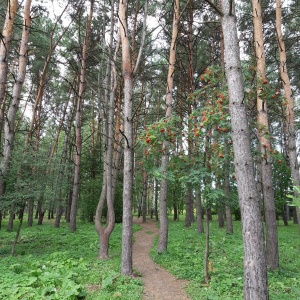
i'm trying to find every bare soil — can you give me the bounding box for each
[132,217,190,300]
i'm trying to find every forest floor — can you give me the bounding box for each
[132,217,190,300]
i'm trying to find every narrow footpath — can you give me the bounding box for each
[132,217,190,300]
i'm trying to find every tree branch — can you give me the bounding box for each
[203,0,224,17]
[133,0,148,76]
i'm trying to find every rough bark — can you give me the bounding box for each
[95,8,119,259]
[119,0,147,275]
[157,0,180,254]
[224,139,233,234]
[119,0,134,275]
[276,0,300,230]
[69,0,94,232]
[221,2,269,299]
[252,0,279,270]
[0,0,18,132]
[0,0,31,228]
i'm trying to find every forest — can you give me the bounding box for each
[0,0,300,299]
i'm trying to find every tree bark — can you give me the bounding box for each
[70,0,94,232]
[119,0,134,275]
[119,0,147,275]
[157,0,180,253]
[0,0,18,133]
[221,2,269,299]
[141,170,148,223]
[275,0,300,231]
[195,191,204,233]
[224,139,233,234]
[0,0,31,229]
[252,0,279,270]
[95,5,119,259]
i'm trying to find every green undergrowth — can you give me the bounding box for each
[150,218,300,300]
[0,219,143,300]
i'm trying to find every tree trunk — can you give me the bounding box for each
[157,0,179,254]
[119,0,134,274]
[185,185,192,227]
[141,171,148,223]
[0,0,31,225]
[154,178,159,221]
[195,191,204,233]
[11,203,25,256]
[70,0,94,232]
[221,2,269,299]
[224,139,233,233]
[7,210,14,231]
[203,209,210,284]
[276,0,300,231]
[0,0,18,133]
[252,0,279,270]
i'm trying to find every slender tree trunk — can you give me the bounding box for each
[119,0,147,274]
[185,184,193,227]
[119,0,134,274]
[252,0,279,270]
[70,0,94,232]
[224,140,233,234]
[157,0,180,253]
[11,203,25,256]
[95,1,120,258]
[154,178,159,221]
[195,190,204,233]
[221,2,269,299]
[141,170,148,223]
[276,0,300,230]
[203,209,210,284]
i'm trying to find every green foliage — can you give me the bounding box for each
[150,217,300,299]
[287,185,300,208]
[0,219,143,300]
[0,253,87,299]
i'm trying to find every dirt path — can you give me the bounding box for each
[132,217,190,300]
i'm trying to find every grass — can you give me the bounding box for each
[150,217,300,300]
[1,216,299,299]
[0,218,143,300]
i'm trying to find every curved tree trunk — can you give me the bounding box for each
[221,1,269,299]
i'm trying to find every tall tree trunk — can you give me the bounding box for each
[0,0,18,135]
[276,0,300,230]
[95,6,119,259]
[157,0,180,254]
[119,0,134,275]
[0,0,32,229]
[70,0,94,232]
[252,0,279,270]
[221,1,269,299]
[119,0,147,275]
